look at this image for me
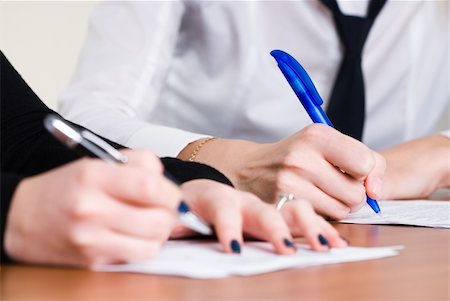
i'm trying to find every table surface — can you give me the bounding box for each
[2,223,449,301]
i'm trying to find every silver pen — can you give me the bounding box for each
[44,114,212,235]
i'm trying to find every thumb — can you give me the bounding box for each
[364,152,386,200]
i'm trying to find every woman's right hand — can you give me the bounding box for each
[179,124,385,220]
[4,150,181,267]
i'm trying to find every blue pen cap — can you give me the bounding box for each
[271,50,332,126]
[271,50,324,106]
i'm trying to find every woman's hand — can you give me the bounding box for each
[173,179,347,253]
[380,135,450,199]
[279,199,348,250]
[5,150,181,267]
[179,124,385,220]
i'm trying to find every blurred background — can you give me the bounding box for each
[0,1,448,131]
[0,1,95,110]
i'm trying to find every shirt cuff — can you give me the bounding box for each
[126,124,208,157]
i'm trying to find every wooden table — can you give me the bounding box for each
[2,223,449,301]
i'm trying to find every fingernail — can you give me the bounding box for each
[340,235,350,244]
[177,201,190,213]
[230,240,241,254]
[318,234,330,248]
[283,238,296,249]
[372,177,383,199]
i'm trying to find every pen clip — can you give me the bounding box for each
[270,50,323,106]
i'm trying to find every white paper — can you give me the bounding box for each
[341,200,450,228]
[94,240,401,279]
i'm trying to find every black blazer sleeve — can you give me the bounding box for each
[1,174,23,263]
[1,51,231,263]
[1,51,231,182]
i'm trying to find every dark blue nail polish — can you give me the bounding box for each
[177,201,190,213]
[230,240,241,254]
[283,238,296,249]
[318,234,330,247]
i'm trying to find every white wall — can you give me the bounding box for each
[0,1,96,110]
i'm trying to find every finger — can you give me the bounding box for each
[279,176,351,220]
[309,159,367,212]
[91,233,164,266]
[120,149,163,175]
[122,149,186,199]
[240,193,296,255]
[191,186,244,254]
[100,197,176,240]
[364,152,386,200]
[315,126,378,180]
[68,192,176,241]
[71,227,164,266]
[80,161,181,210]
[317,217,348,248]
[280,200,333,251]
[169,222,195,238]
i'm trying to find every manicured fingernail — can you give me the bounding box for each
[318,234,330,248]
[283,238,296,249]
[340,235,350,244]
[372,177,383,199]
[177,201,190,213]
[230,240,241,254]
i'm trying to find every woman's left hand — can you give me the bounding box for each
[172,179,347,253]
[380,135,450,199]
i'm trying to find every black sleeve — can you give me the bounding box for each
[1,51,82,176]
[162,157,232,186]
[1,51,232,262]
[0,173,23,263]
[0,52,231,183]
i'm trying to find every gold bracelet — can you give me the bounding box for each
[188,137,217,162]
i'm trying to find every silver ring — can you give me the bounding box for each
[275,193,295,211]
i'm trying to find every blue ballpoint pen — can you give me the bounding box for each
[270,49,381,215]
[44,114,213,235]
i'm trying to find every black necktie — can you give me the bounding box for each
[320,0,386,140]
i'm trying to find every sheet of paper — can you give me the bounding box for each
[95,241,401,279]
[341,200,450,228]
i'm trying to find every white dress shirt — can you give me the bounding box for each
[59,0,449,157]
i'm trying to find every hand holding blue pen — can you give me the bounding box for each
[271,50,382,215]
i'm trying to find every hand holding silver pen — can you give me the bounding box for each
[44,114,212,236]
